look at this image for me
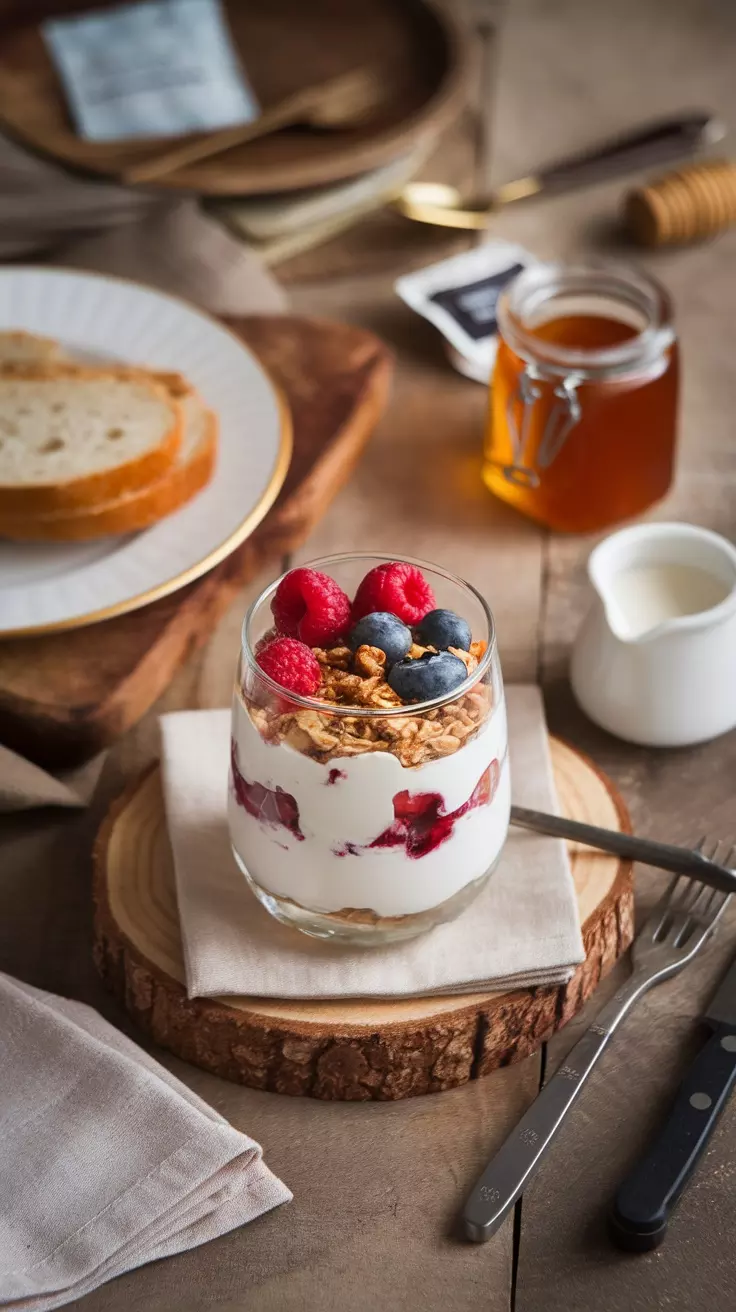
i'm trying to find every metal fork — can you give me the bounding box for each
[461,852,734,1243]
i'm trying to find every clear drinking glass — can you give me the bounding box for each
[228,553,510,946]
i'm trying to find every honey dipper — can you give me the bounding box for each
[624,158,736,245]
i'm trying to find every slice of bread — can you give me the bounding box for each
[0,331,65,364]
[0,391,217,541]
[0,364,184,514]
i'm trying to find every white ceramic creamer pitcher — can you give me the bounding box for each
[571,522,736,747]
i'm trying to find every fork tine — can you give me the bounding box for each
[700,886,720,918]
[688,883,718,918]
[707,890,731,924]
[672,884,716,946]
[640,875,685,938]
[687,886,730,938]
[678,880,704,913]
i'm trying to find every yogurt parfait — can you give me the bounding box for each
[228,553,510,944]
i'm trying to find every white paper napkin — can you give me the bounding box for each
[159,686,585,1000]
[0,972,290,1312]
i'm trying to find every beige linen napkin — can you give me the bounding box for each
[0,970,291,1312]
[0,744,104,813]
[159,685,585,999]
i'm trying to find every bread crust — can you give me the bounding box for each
[0,407,217,541]
[0,363,184,514]
[0,331,64,363]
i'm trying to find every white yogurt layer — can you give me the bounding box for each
[228,693,510,917]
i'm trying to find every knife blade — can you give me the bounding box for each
[610,948,736,1251]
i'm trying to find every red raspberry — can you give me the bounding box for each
[271,568,351,647]
[352,562,435,626]
[257,637,321,697]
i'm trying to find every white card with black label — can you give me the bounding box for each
[396,241,538,382]
[44,0,259,142]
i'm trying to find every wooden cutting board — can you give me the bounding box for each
[0,315,392,769]
[93,738,633,1101]
[0,0,467,194]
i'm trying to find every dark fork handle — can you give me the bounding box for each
[537,111,723,192]
[610,1026,736,1251]
[510,806,736,897]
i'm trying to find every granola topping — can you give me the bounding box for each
[246,639,491,768]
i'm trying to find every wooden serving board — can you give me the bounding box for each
[0,316,392,769]
[93,739,634,1101]
[0,0,467,195]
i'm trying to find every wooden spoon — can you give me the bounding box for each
[123,67,384,186]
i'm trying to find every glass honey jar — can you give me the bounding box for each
[482,262,679,532]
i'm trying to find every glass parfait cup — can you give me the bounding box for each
[228,553,510,946]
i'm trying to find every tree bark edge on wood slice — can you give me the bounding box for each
[93,738,634,1101]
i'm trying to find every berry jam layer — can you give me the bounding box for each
[228,692,510,917]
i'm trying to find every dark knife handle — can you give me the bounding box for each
[537,111,724,193]
[610,1028,736,1252]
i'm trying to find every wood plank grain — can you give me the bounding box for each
[487,0,736,1307]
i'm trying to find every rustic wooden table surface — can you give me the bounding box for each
[3,1,736,1309]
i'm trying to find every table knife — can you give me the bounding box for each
[511,806,736,897]
[610,949,736,1251]
[395,112,725,229]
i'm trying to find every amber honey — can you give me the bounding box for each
[483,264,679,533]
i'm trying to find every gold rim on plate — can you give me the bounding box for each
[0,267,294,639]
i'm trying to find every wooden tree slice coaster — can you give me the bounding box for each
[93,739,633,1101]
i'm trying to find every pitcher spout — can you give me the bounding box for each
[588,522,736,645]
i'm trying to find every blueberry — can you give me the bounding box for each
[416,608,472,652]
[388,651,467,702]
[348,611,412,667]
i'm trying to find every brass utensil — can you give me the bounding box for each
[394,111,724,230]
[124,67,383,186]
[625,158,736,245]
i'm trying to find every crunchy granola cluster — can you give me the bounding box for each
[247,640,491,768]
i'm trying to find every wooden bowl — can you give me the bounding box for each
[0,0,469,195]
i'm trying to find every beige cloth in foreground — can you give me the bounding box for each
[160,685,585,999]
[0,971,290,1312]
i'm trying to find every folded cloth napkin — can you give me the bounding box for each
[0,131,287,316]
[0,744,104,813]
[0,971,290,1312]
[159,685,585,1000]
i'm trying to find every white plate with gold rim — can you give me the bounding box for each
[0,268,291,637]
